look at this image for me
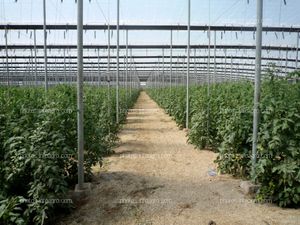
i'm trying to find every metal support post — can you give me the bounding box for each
[213,30,216,83]
[77,0,84,190]
[296,32,299,70]
[64,48,67,83]
[43,0,48,91]
[186,0,191,129]
[126,29,129,98]
[5,29,10,86]
[170,30,173,90]
[252,0,263,181]
[98,48,101,86]
[116,0,120,123]
[34,30,38,86]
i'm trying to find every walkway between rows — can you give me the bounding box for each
[59,91,299,225]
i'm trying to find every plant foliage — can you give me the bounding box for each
[0,85,139,224]
[147,75,300,208]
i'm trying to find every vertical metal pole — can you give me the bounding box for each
[107,24,111,89]
[193,49,196,84]
[252,0,263,181]
[5,28,10,86]
[64,48,66,83]
[31,49,34,86]
[130,48,132,96]
[224,49,227,80]
[77,0,84,190]
[296,32,299,70]
[207,30,211,85]
[186,0,191,129]
[123,56,125,89]
[116,0,120,123]
[285,50,288,74]
[197,53,200,83]
[278,50,281,73]
[162,49,165,87]
[213,30,216,84]
[107,24,111,118]
[237,60,240,81]
[34,30,38,86]
[183,56,185,86]
[126,30,129,98]
[207,0,211,86]
[54,57,58,84]
[207,27,211,135]
[43,0,48,91]
[157,59,159,87]
[14,58,17,86]
[25,58,28,86]
[155,63,157,89]
[175,55,179,87]
[155,60,158,88]
[69,51,71,84]
[170,30,173,90]
[230,56,233,82]
[98,48,101,86]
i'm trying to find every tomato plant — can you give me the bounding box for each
[147,74,300,208]
[0,85,139,224]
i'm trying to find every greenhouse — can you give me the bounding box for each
[0,0,299,224]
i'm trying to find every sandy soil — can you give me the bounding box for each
[58,91,300,225]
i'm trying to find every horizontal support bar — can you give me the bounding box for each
[0,24,299,33]
[0,45,297,51]
[0,55,297,63]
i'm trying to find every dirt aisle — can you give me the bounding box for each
[59,91,299,225]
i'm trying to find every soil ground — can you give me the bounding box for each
[58,91,300,225]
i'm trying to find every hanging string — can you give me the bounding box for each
[279,0,283,25]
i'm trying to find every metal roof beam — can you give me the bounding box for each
[0,24,299,32]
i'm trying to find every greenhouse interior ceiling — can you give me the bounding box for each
[0,0,299,85]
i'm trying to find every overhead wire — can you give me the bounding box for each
[212,0,242,25]
[95,0,109,24]
[279,0,283,25]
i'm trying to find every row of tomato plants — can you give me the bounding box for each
[0,85,139,225]
[147,76,300,208]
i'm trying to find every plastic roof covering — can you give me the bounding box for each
[0,0,299,83]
